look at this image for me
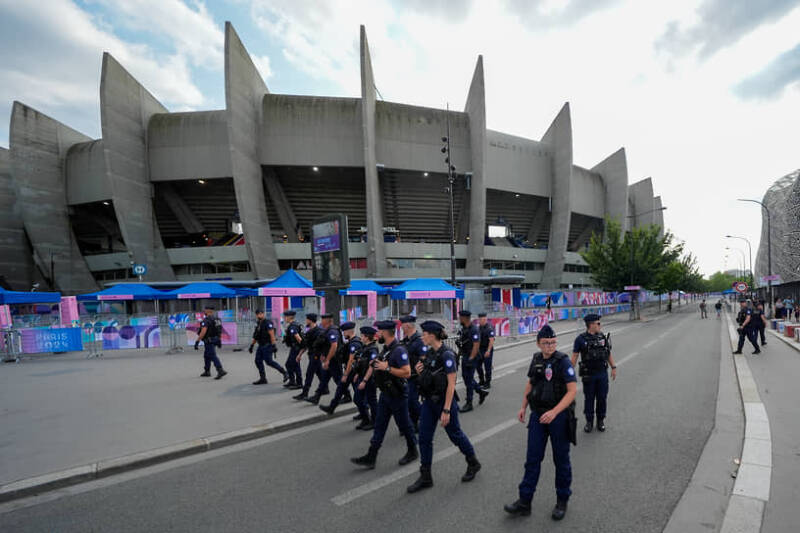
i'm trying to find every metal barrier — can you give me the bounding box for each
[1,328,20,363]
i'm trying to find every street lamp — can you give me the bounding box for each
[725,246,746,281]
[738,198,773,315]
[725,235,753,291]
[625,206,668,319]
[441,104,458,320]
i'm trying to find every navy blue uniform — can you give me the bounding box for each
[518,351,576,504]
[301,326,325,395]
[252,319,286,380]
[200,316,223,372]
[736,307,760,352]
[478,322,495,385]
[370,340,417,450]
[328,337,362,408]
[353,343,379,422]
[752,308,766,345]
[403,332,428,427]
[315,326,342,395]
[418,345,474,466]
[459,323,483,402]
[284,321,304,385]
[573,332,610,423]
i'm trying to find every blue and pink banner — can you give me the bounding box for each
[20,327,83,353]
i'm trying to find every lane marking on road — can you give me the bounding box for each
[328,316,695,506]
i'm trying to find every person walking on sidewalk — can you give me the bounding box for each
[248,310,288,385]
[457,310,488,413]
[195,305,227,380]
[733,300,760,355]
[714,300,722,319]
[293,314,324,401]
[699,300,708,319]
[753,302,767,347]
[503,325,577,521]
[282,310,305,389]
[571,313,616,433]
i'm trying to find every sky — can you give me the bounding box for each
[1,0,799,276]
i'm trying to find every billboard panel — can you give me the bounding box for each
[312,214,350,289]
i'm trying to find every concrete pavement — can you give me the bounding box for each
[0,308,725,532]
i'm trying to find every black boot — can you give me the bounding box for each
[319,403,335,415]
[288,382,303,390]
[504,499,532,516]
[484,380,492,389]
[293,391,308,400]
[356,419,374,431]
[461,455,481,482]
[478,388,489,405]
[551,499,568,520]
[351,446,378,469]
[597,418,606,432]
[407,465,433,493]
[305,392,321,405]
[214,369,227,380]
[341,392,352,403]
[200,371,211,377]
[253,376,268,385]
[733,350,742,354]
[584,420,593,433]
[461,401,474,413]
[398,437,419,466]
[282,372,290,384]
[353,413,365,421]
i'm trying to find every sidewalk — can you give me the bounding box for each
[0,309,648,490]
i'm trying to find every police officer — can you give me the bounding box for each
[733,300,760,354]
[248,310,289,385]
[293,313,324,401]
[194,305,227,380]
[320,321,360,414]
[504,325,577,520]
[407,320,480,493]
[282,310,305,389]
[457,310,488,413]
[400,315,427,433]
[571,313,616,433]
[754,301,767,347]
[351,320,418,469]
[477,312,495,389]
[305,313,341,405]
[353,326,380,430]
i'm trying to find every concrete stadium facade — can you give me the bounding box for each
[754,168,800,288]
[1,23,663,294]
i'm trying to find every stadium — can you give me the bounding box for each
[0,22,663,294]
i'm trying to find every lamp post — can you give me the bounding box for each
[625,206,668,319]
[726,246,746,282]
[725,235,753,293]
[738,198,773,316]
[441,104,458,321]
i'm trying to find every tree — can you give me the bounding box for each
[581,218,683,291]
[705,271,738,293]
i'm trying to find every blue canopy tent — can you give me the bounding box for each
[257,270,316,318]
[339,280,390,295]
[76,284,166,301]
[388,278,464,321]
[157,282,238,300]
[0,287,62,305]
[339,280,391,321]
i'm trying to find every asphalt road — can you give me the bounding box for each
[0,307,720,533]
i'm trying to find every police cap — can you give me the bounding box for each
[204,305,215,310]
[360,326,377,335]
[255,309,264,315]
[306,313,318,322]
[420,320,445,334]
[399,315,416,324]
[583,313,601,324]
[320,313,333,319]
[458,310,472,317]
[375,320,397,331]
[283,310,297,316]
[537,325,557,340]
[477,312,487,318]
[340,321,356,331]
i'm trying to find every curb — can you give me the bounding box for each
[0,310,664,504]
[766,328,800,352]
[720,312,772,533]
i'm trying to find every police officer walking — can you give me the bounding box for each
[400,315,427,433]
[305,313,341,405]
[282,310,305,389]
[293,313,323,401]
[248,310,289,385]
[351,320,418,469]
[353,326,380,430]
[754,301,767,347]
[504,325,577,520]
[733,300,760,354]
[477,312,495,389]
[407,320,480,493]
[571,314,616,433]
[457,310,488,412]
[320,321,360,414]
[195,305,227,380]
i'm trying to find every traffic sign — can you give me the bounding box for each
[734,281,748,293]
[132,264,147,276]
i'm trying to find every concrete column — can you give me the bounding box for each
[526,198,549,243]
[262,167,299,243]
[160,183,205,234]
[629,178,655,228]
[464,56,487,276]
[360,25,387,277]
[592,147,628,229]
[653,196,664,235]
[225,21,279,278]
[0,147,36,290]
[540,103,573,289]
[9,102,98,293]
[100,53,174,281]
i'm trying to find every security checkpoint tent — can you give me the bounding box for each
[0,287,62,304]
[257,270,317,320]
[76,284,166,301]
[388,278,464,319]
[339,280,391,320]
[156,282,239,300]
